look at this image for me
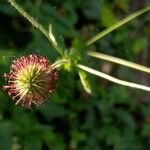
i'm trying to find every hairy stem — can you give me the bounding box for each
[8,0,64,56]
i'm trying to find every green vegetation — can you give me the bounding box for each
[0,0,150,149]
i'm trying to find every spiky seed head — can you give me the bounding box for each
[3,54,58,108]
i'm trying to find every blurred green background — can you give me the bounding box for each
[0,0,150,149]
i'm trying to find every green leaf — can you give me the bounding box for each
[101,4,118,27]
[78,70,92,94]
[71,130,87,143]
[132,38,148,54]
[0,121,13,150]
[142,123,150,137]
[24,136,42,150]
[40,102,67,120]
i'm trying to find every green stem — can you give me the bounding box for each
[8,0,64,56]
[88,51,150,73]
[86,6,150,46]
[77,64,150,91]
[51,59,70,69]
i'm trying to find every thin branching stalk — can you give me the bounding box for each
[8,0,64,56]
[88,51,150,73]
[77,64,150,91]
[8,0,150,92]
[51,59,70,69]
[86,6,150,46]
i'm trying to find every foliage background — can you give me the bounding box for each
[0,0,150,149]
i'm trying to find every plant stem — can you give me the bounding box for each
[51,59,70,69]
[77,64,150,91]
[86,6,150,46]
[8,0,64,56]
[88,51,150,73]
